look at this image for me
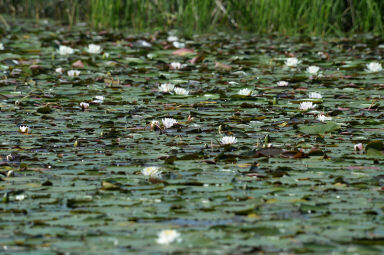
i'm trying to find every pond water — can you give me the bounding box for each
[0,19,384,254]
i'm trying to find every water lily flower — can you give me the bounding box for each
[156,229,182,245]
[162,118,177,129]
[18,124,30,134]
[221,136,237,145]
[158,83,175,93]
[173,87,189,95]
[354,143,364,152]
[187,115,194,123]
[365,62,382,73]
[150,120,160,130]
[285,57,300,67]
[87,44,102,54]
[306,66,320,75]
[238,88,252,96]
[93,96,104,104]
[7,170,14,177]
[317,114,332,122]
[173,41,185,48]
[308,92,322,99]
[167,36,178,42]
[102,52,110,58]
[170,62,185,70]
[136,40,152,48]
[15,194,26,201]
[57,45,74,55]
[0,43,4,50]
[80,102,89,110]
[67,70,80,77]
[299,102,317,111]
[142,166,162,178]
[317,51,328,59]
[277,81,289,86]
[6,154,13,161]
[55,67,64,74]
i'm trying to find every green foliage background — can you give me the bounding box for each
[0,0,383,35]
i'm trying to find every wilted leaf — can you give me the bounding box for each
[215,61,232,71]
[172,48,195,56]
[72,60,84,68]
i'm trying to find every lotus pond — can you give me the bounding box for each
[1,19,384,254]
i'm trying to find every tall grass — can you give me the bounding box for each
[1,0,384,36]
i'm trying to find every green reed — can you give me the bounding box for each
[1,0,383,36]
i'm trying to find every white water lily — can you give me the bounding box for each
[158,83,175,93]
[67,70,80,77]
[137,40,152,48]
[173,41,185,48]
[173,87,189,95]
[308,92,322,99]
[157,229,182,245]
[354,143,364,152]
[167,36,178,42]
[365,62,382,73]
[141,41,152,47]
[15,194,26,201]
[87,44,102,54]
[150,120,160,130]
[221,136,237,145]
[18,124,30,134]
[6,154,13,161]
[142,166,162,178]
[306,65,320,75]
[80,102,89,110]
[317,51,327,59]
[93,96,104,104]
[285,57,300,67]
[57,45,74,55]
[55,67,64,74]
[299,102,317,111]
[238,88,252,96]
[317,114,332,122]
[170,62,185,70]
[162,118,177,129]
[0,43,4,50]
[277,81,289,86]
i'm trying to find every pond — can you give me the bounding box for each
[0,19,384,254]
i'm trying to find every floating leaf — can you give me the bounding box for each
[37,106,53,114]
[365,140,384,156]
[299,122,341,134]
